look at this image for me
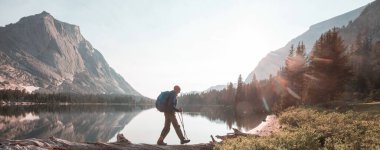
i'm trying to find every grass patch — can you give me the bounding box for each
[215,106,380,150]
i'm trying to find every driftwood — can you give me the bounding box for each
[0,134,213,150]
[213,128,259,141]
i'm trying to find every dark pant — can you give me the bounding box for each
[160,112,185,141]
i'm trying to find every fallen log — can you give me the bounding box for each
[0,134,214,150]
[214,128,259,141]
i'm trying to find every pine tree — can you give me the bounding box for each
[305,28,352,104]
[284,44,294,77]
[226,82,235,105]
[278,42,308,108]
[289,44,295,57]
[235,74,244,107]
[293,42,307,103]
[351,33,373,94]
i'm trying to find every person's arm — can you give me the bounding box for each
[172,97,180,112]
[167,93,180,112]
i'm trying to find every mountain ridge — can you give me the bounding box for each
[0,11,140,95]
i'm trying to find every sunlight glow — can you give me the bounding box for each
[262,97,270,112]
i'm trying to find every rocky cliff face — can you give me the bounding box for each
[0,11,140,95]
[245,6,366,83]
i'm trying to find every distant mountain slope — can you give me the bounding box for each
[205,83,237,92]
[339,0,380,83]
[0,11,140,95]
[339,0,380,45]
[245,6,366,83]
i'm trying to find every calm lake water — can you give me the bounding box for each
[0,105,266,144]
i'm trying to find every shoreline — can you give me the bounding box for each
[248,115,280,136]
[0,134,214,150]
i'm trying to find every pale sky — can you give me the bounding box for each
[0,0,374,98]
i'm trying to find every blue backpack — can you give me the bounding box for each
[156,91,172,112]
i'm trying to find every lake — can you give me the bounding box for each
[0,104,266,144]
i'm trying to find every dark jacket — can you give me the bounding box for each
[166,90,180,113]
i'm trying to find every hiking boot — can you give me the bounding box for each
[180,139,190,144]
[157,136,167,146]
[157,141,167,146]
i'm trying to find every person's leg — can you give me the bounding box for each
[169,112,190,144]
[157,112,171,145]
[168,112,185,141]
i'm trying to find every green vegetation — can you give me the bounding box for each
[215,106,380,150]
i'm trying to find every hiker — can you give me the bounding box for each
[156,85,190,145]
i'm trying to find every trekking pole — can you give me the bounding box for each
[178,111,188,140]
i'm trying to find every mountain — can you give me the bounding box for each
[183,84,238,95]
[339,0,380,45]
[0,11,140,95]
[206,84,229,91]
[245,5,366,83]
[339,0,380,84]
[205,83,237,92]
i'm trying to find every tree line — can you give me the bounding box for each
[0,104,152,117]
[0,89,153,105]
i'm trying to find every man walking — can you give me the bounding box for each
[157,85,190,145]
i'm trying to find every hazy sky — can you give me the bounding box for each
[0,0,374,98]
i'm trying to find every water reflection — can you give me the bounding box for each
[0,104,151,142]
[182,105,266,131]
[0,105,266,144]
[109,107,266,144]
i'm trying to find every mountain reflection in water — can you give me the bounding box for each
[0,105,149,142]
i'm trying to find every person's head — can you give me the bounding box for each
[173,85,181,94]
